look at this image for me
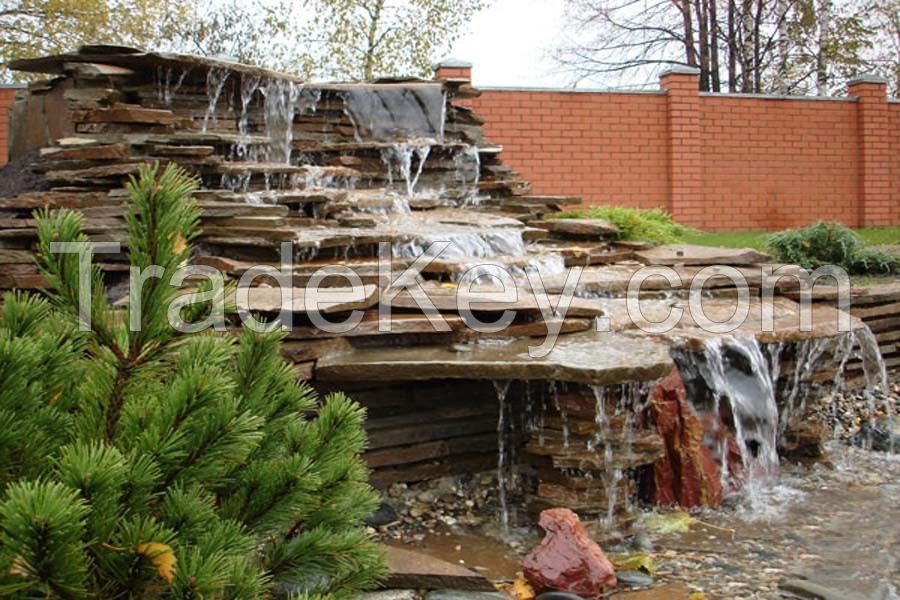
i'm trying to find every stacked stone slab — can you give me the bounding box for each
[0,45,885,537]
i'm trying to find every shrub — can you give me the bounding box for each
[550,206,693,244]
[0,164,385,598]
[765,221,899,274]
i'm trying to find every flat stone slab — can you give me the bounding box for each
[623,296,863,351]
[782,281,900,304]
[386,282,606,318]
[382,546,494,592]
[635,244,770,266]
[533,218,620,238]
[778,578,867,600]
[240,284,379,314]
[316,330,674,385]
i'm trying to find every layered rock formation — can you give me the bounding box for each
[0,45,891,536]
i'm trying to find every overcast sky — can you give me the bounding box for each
[449,0,571,88]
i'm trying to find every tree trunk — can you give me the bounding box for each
[709,0,722,91]
[697,0,711,90]
[774,0,792,93]
[815,0,832,95]
[741,0,755,91]
[363,0,386,81]
[753,0,763,92]
[728,0,738,91]
[680,0,699,72]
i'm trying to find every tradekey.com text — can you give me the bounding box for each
[53,241,854,357]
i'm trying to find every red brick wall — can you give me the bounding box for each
[466,73,899,231]
[0,87,19,167]
[470,90,670,209]
[697,96,859,230]
[891,102,900,226]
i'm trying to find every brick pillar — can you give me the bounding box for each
[433,58,472,83]
[848,76,891,227]
[0,87,20,167]
[660,67,702,227]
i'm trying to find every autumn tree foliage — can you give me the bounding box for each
[1,0,491,82]
[0,164,384,598]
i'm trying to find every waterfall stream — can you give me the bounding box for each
[493,379,512,533]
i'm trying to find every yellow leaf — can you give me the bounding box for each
[498,575,535,600]
[137,542,177,584]
[611,552,656,576]
[689,593,709,600]
[639,511,695,535]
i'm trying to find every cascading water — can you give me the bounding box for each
[698,336,781,477]
[381,143,432,199]
[856,326,893,453]
[454,145,482,205]
[202,67,230,133]
[262,78,300,164]
[392,229,528,262]
[157,66,189,106]
[588,383,649,529]
[342,86,446,143]
[493,379,512,533]
[234,74,263,161]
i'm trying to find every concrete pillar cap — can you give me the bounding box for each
[434,58,473,69]
[659,66,701,77]
[847,75,887,86]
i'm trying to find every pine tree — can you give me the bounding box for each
[0,163,385,598]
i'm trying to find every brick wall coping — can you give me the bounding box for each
[698,91,855,102]
[474,85,666,95]
[0,84,25,89]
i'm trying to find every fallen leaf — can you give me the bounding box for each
[611,552,656,575]
[499,575,535,600]
[639,511,695,535]
[137,542,176,584]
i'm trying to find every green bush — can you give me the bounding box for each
[549,205,693,244]
[0,164,385,598]
[765,221,899,274]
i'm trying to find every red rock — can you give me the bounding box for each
[647,368,725,508]
[522,508,617,598]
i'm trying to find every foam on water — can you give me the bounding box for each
[392,229,528,261]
